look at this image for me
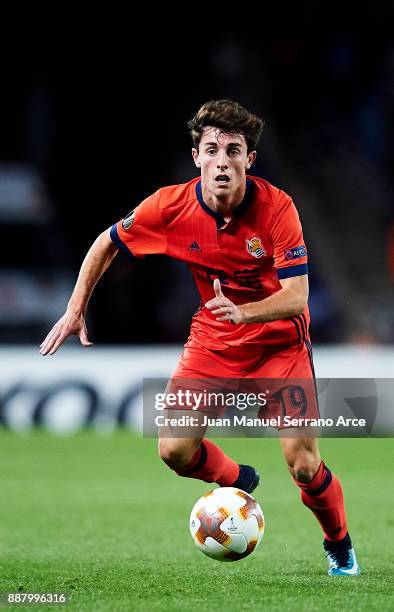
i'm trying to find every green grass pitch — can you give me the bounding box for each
[0,432,393,611]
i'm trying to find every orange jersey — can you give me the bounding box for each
[110,176,310,350]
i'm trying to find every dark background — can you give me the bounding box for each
[1,17,393,345]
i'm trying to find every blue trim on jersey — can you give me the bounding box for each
[277,263,308,279]
[305,338,316,378]
[110,224,136,259]
[195,178,253,229]
[196,181,225,228]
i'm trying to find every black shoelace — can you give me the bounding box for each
[324,536,352,568]
[328,546,350,568]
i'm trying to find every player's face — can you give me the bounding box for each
[192,127,256,199]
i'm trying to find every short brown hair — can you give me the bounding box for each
[188,99,264,153]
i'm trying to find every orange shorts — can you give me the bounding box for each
[168,338,319,425]
[173,338,315,379]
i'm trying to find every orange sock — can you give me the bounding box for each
[295,461,348,541]
[176,440,239,486]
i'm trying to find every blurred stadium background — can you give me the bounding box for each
[1,26,393,431]
[1,21,393,610]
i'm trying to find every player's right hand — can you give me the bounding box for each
[39,311,93,356]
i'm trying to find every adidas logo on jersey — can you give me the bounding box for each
[188,241,202,253]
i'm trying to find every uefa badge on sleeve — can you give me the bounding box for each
[122,209,135,231]
[284,245,307,260]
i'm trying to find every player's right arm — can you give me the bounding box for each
[40,190,166,356]
[39,228,118,356]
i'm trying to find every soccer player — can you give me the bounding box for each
[40,99,360,576]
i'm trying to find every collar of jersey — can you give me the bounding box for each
[195,177,253,228]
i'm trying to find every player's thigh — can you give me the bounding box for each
[172,340,239,378]
[251,341,315,379]
[249,342,318,425]
[158,341,237,462]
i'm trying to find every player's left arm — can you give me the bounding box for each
[238,274,308,323]
[206,276,308,324]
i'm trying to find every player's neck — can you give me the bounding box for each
[201,182,246,222]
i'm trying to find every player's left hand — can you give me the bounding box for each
[205,279,244,324]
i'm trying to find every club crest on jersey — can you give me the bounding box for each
[122,209,135,231]
[246,237,265,258]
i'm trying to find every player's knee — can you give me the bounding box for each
[286,451,319,483]
[158,439,193,469]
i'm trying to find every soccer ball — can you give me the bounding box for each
[189,487,265,561]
